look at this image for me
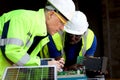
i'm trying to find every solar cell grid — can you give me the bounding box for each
[2,65,57,80]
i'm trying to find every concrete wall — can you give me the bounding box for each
[102,0,120,78]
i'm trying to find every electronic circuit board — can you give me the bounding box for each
[57,66,87,80]
[57,56,107,80]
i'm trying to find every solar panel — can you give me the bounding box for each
[2,65,57,80]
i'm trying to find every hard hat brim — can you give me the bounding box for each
[64,26,85,35]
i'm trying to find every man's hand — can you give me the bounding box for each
[65,64,83,70]
[48,58,65,72]
[58,58,65,66]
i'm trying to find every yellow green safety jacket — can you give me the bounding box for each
[78,29,95,56]
[40,32,63,58]
[40,29,95,60]
[0,9,49,79]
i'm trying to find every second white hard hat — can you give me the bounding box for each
[64,11,89,35]
[48,0,75,21]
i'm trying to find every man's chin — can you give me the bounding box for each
[69,42,75,45]
[70,41,78,45]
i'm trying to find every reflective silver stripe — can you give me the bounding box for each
[25,32,32,47]
[58,31,65,56]
[0,38,24,46]
[26,39,32,47]
[58,31,65,47]
[16,53,30,66]
[81,36,86,56]
[82,29,88,56]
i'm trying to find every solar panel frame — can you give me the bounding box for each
[2,65,57,80]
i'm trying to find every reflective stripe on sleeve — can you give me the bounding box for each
[16,53,30,66]
[25,39,32,47]
[81,37,86,56]
[81,29,88,56]
[0,38,24,46]
[26,32,32,47]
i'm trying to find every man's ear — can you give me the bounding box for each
[47,11,55,19]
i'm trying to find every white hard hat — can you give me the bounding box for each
[48,0,75,21]
[64,11,89,35]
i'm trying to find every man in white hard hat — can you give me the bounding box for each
[0,0,75,79]
[64,11,108,78]
[64,11,97,67]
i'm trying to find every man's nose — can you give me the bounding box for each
[71,36,76,40]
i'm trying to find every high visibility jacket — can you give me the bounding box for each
[0,9,49,79]
[40,29,95,60]
[78,29,95,56]
[40,32,63,58]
